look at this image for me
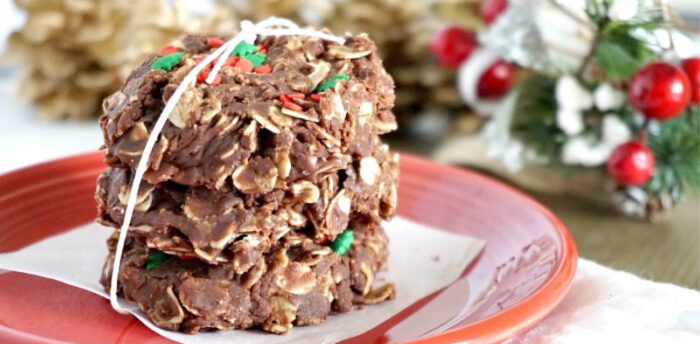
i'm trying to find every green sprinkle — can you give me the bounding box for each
[316,73,349,92]
[331,229,354,255]
[231,41,258,57]
[245,53,267,68]
[145,251,168,270]
[150,52,184,72]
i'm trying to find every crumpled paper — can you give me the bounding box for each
[0,216,484,344]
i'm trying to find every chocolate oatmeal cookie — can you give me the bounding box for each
[96,27,398,334]
[101,220,394,333]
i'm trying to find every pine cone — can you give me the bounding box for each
[4,0,239,120]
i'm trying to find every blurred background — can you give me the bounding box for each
[0,0,698,288]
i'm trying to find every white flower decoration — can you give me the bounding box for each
[556,75,593,110]
[555,75,593,135]
[601,114,631,147]
[594,83,626,111]
[561,115,631,166]
[556,108,585,136]
[608,0,638,21]
[562,136,605,166]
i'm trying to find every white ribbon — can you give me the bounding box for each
[109,18,345,314]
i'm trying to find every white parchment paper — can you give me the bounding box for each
[0,216,483,344]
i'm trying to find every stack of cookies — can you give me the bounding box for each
[95,30,399,334]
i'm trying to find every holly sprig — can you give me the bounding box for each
[513,73,700,199]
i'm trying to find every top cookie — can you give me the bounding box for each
[99,32,397,190]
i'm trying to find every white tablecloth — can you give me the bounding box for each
[1,72,699,343]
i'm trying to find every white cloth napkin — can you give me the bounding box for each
[2,71,700,343]
[511,259,700,343]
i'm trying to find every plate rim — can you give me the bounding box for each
[0,152,577,344]
[399,155,577,343]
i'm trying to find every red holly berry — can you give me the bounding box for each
[607,141,655,186]
[681,57,700,105]
[628,62,691,121]
[429,26,477,69]
[480,0,508,25]
[477,59,514,99]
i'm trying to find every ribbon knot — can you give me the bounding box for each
[238,20,257,44]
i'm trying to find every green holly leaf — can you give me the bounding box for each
[145,251,168,270]
[595,41,640,79]
[331,230,354,255]
[150,52,184,72]
[245,53,267,68]
[316,73,349,92]
[232,41,258,57]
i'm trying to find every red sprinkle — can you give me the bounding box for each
[196,69,208,83]
[283,101,303,111]
[279,94,291,103]
[159,45,179,55]
[194,56,217,67]
[257,44,267,54]
[223,56,239,67]
[286,92,306,99]
[197,69,221,86]
[309,94,321,102]
[235,59,253,73]
[254,65,272,74]
[207,37,224,48]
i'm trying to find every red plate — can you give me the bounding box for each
[0,152,576,343]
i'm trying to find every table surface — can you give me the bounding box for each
[389,136,700,290]
[533,191,699,289]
